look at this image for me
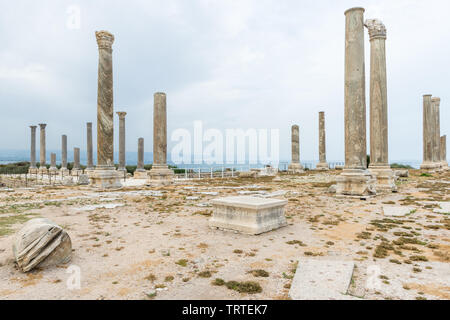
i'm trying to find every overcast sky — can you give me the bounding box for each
[0,0,448,163]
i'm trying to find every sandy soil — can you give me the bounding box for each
[0,169,449,300]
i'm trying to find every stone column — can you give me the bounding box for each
[431,97,441,169]
[28,126,38,173]
[421,94,435,170]
[336,7,375,197]
[116,112,127,172]
[441,135,448,170]
[49,153,57,172]
[38,123,48,173]
[288,125,304,173]
[72,147,82,176]
[365,19,395,192]
[134,137,147,179]
[90,30,121,188]
[60,135,69,175]
[316,112,329,170]
[86,122,94,171]
[148,92,174,184]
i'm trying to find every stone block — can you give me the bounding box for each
[209,196,287,235]
[89,169,122,189]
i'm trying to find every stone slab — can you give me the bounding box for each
[289,259,357,300]
[433,202,450,214]
[382,205,415,217]
[209,196,287,235]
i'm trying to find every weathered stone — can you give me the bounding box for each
[49,153,57,172]
[148,93,174,185]
[86,123,94,171]
[365,19,396,193]
[289,259,357,300]
[38,124,47,174]
[28,126,37,173]
[336,7,376,197]
[288,125,304,173]
[209,196,287,235]
[258,165,278,177]
[383,205,414,217]
[316,112,329,170]
[62,176,74,186]
[441,135,448,170]
[71,147,83,176]
[394,170,409,178]
[421,95,439,170]
[77,174,90,185]
[90,30,122,189]
[431,97,441,168]
[12,218,72,272]
[328,184,337,193]
[134,137,147,179]
[116,112,127,172]
[238,171,257,178]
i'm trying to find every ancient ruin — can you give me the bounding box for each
[117,112,127,172]
[288,125,304,173]
[86,122,94,171]
[134,137,147,179]
[316,112,329,170]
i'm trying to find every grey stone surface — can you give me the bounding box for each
[136,137,145,171]
[61,135,68,171]
[421,95,438,170]
[12,218,72,272]
[38,123,47,173]
[209,196,287,235]
[288,125,304,173]
[316,112,329,170]
[77,174,90,185]
[383,205,414,217]
[432,97,441,167]
[289,259,356,300]
[86,122,94,170]
[116,112,127,171]
[29,126,37,170]
[441,135,448,169]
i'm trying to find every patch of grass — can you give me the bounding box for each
[144,274,156,282]
[175,259,188,267]
[225,281,262,294]
[248,269,269,277]
[164,275,174,282]
[211,278,225,286]
[409,255,428,262]
[0,214,37,237]
[233,249,243,254]
[286,240,306,246]
[198,271,212,278]
[356,231,372,240]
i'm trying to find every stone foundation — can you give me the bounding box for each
[316,162,329,171]
[28,168,38,174]
[288,163,304,173]
[71,169,83,177]
[336,169,376,197]
[369,166,397,193]
[133,170,148,179]
[147,166,174,185]
[209,196,288,235]
[89,168,122,189]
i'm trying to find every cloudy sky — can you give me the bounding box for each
[0,0,448,164]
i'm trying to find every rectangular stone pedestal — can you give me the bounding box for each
[38,167,48,175]
[336,169,376,197]
[369,166,397,193]
[28,168,38,174]
[89,168,122,189]
[209,196,288,235]
[316,162,329,171]
[133,170,148,179]
[147,166,174,186]
[288,163,304,174]
[71,169,83,177]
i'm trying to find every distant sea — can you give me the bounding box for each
[0,149,421,169]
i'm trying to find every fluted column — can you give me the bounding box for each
[86,122,94,170]
[49,153,57,172]
[288,125,304,173]
[29,126,37,172]
[316,112,329,170]
[431,97,441,168]
[336,7,375,196]
[148,92,174,183]
[90,30,121,188]
[137,138,145,171]
[421,94,434,169]
[116,112,127,171]
[441,135,448,169]
[38,123,47,173]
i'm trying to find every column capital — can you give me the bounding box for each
[87,122,92,126]
[365,19,386,40]
[116,111,127,119]
[345,7,365,15]
[38,123,47,129]
[431,97,441,105]
[30,125,37,129]
[95,30,114,49]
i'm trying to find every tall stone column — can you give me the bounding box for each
[134,137,147,179]
[86,122,94,171]
[336,7,375,197]
[38,123,48,173]
[72,147,82,176]
[148,92,174,184]
[89,30,121,188]
[28,126,38,174]
[288,125,304,173]
[365,19,396,192]
[49,153,57,172]
[116,112,127,172]
[441,135,448,170]
[60,134,69,175]
[316,112,329,170]
[421,95,435,170]
[431,97,441,169]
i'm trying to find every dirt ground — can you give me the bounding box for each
[0,169,449,300]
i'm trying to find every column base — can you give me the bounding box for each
[60,168,70,176]
[49,167,58,173]
[133,170,148,179]
[28,168,38,174]
[288,163,304,173]
[441,161,449,171]
[336,168,377,197]
[316,162,329,171]
[147,165,174,186]
[89,168,122,189]
[84,167,95,173]
[38,167,48,174]
[420,162,440,170]
[369,165,397,193]
[71,169,83,176]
